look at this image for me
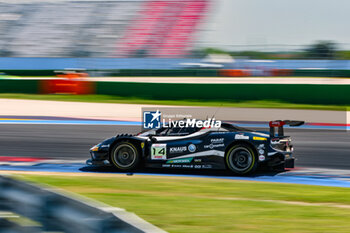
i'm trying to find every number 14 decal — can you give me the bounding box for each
[151,144,167,160]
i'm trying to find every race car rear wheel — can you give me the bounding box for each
[110,142,140,171]
[226,144,257,174]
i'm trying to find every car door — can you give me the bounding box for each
[149,127,205,162]
[150,128,213,163]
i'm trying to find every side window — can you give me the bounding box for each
[166,127,182,136]
[166,127,198,136]
[156,127,168,136]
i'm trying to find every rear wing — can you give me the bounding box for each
[269,120,304,137]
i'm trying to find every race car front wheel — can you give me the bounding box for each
[226,144,257,174]
[110,142,140,171]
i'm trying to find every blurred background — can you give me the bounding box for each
[0,0,208,58]
[1,1,350,233]
[0,0,350,72]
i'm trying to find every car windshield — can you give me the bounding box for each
[138,125,200,137]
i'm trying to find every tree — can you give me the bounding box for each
[304,41,337,59]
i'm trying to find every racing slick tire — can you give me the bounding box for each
[225,144,258,174]
[110,141,140,171]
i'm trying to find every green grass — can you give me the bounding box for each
[17,174,350,233]
[0,93,348,111]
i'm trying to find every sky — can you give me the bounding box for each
[199,0,350,51]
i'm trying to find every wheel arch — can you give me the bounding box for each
[225,140,258,157]
[224,140,259,174]
[109,135,146,158]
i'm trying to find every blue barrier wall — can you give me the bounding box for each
[227,59,350,70]
[1,57,350,70]
[0,58,199,70]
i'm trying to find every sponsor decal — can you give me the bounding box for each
[166,157,193,164]
[204,143,225,149]
[141,142,145,148]
[211,138,224,143]
[194,158,202,163]
[188,144,196,152]
[235,134,249,140]
[143,110,161,129]
[258,144,265,149]
[259,149,265,155]
[169,146,187,153]
[181,165,193,168]
[253,136,267,141]
[161,164,212,169]
[165,164,188,168]
[259,155,266,161]
[151,144,167,160]
[100,144,109,148]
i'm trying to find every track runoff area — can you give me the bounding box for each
[0,115,349,188]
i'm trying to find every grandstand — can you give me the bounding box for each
[0,0,209,58]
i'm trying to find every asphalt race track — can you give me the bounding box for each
[0,124,349,170]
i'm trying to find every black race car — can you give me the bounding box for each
[87,120,304,174]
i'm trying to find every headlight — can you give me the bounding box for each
[90,145,100,151]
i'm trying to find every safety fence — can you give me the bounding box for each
[0,175,165,233]
[2,68,350,77]
[0,79,350,105]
